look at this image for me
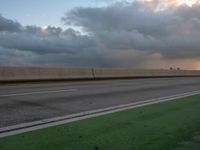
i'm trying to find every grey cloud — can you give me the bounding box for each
[63,1,200,59]
[0,14,108,67]
[0,25,97,55]
[0,14,21,32]
[0,14,107,67]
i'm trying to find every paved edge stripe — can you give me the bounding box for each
[0,90,200,138]
[0,89,77,97]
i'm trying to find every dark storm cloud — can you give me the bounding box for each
[0,14,21,32]
[0,26,97,54]
[0,13,110,67]
[0,14,106,67]
[63,1,200,58]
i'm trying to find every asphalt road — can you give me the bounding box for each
[1,77,200,128]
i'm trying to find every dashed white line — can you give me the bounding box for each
[0,89,78,97]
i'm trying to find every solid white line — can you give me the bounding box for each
[0,89,78,97]
[0,90,200,138]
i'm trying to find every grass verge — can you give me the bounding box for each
[1,95,200,150]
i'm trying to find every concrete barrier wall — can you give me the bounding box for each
[93,69,200,78]
[0,67,200,82]
[0,67,93,82]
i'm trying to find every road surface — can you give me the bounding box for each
[1,77,200,128]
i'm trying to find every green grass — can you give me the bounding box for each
[1,95,200,150]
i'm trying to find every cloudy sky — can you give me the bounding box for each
[1,0,200,69]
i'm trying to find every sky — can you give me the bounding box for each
[0,0,113,27]
[0,0,200,69]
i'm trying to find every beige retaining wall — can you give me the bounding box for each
[93,69,200,78]
[0,67,200,82]
[0,67,93,82]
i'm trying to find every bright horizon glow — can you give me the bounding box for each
[175,0,200,7]
[143,0,200,11]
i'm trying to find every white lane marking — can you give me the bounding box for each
[0,89,78,97]
[0,90,200,138]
